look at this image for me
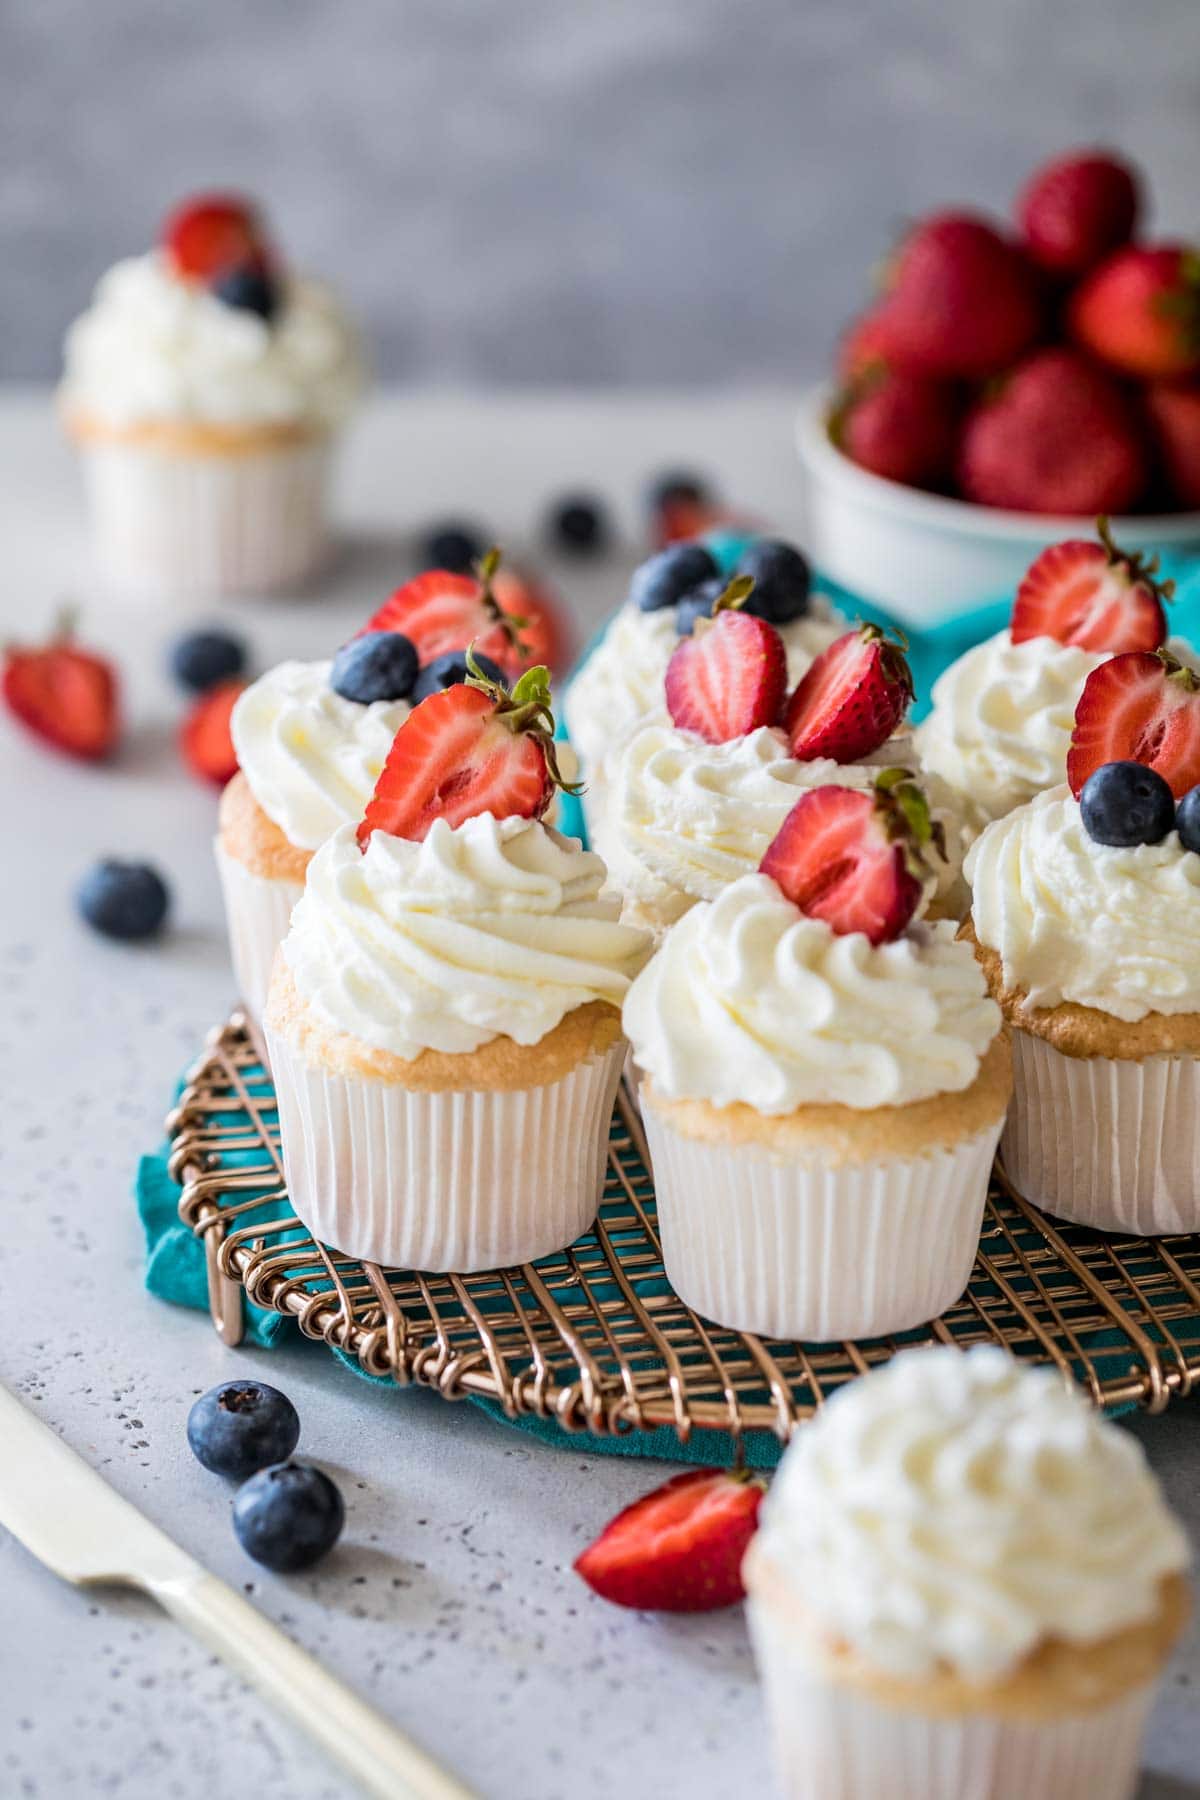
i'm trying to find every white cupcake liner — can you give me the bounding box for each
[641,1105,1004,1340]
[213,839,304,1024]
[76,433,333,599]
[1003,1030,1200,1235]
[263,1023,626,1271]
[746,1594,1154,1800]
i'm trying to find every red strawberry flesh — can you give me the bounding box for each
[2,629,120,761]
[365,567,553,679]
[357,683,551,847]
[1011,529,1167,654]
[1068,651,1200,800]
[573,1469,763,1613]
[760,785,924,945]
[664,606,787,744]
[784,626,913,763]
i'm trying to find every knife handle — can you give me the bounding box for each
[151,1568,473,1800]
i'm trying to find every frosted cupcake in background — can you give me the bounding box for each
[624,772,1009,1341]
[264,663,651,1271]
[965,647,1200,1233]
[916,523,1177,841]
[217,555,559,1021]
[59,192,364,598]
[744,1344,1190,1800]
[564,537,846,847]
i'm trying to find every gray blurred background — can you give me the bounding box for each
[3,0,1198,386]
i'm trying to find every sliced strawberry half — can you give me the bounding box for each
[2,620,120,760]
[663,576,787,744]
[1011,521,1169,654]
[760,772,938,945]
[573,1469,764,1613]
[1068,649,1200,799]
[357,661,575,846]
[365,550,543,679]
[783,624,913,762]
[180,678,246,785]
[162,193,266,281]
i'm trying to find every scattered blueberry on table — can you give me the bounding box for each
[546,493,610,556]
[331,630,419,704]
[411,647,506,703]
[77,860,170,941]
[420,521,486,574]
[1079,760,1175,847]
[170,628,248,694]
[232,1462,346,1572]
[187,1380,302,1481]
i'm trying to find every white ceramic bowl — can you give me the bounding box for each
[797,386,1200,631]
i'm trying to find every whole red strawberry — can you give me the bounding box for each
[1146,381,1200,508]
[162,193,266,282]
[664,576,787,744]
[1011,521,1169,654]
[180,678,246,785]
[832,370,960,488]
[574,1469,764,1613]
[873,211,1043,379]
[760,772,938,945]
[1068,648,1200,799]
[784,624,913,762]
[3,618,120,760]
[1017,150,1140,278]
[357,661,575,846]
[1069,246,1200,380]
[366,549,546,681]
[957,349,1147,514]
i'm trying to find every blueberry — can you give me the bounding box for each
[77,860,169,941]
[187,1380,301,1481]
[675,577,726,636]
[232,1461,345,1572]
[647,470,712,514]
[411,649,506,704]
[211,262,279,322]
[1177,786,1200,854]
[170,628,247,694]
[547,493,610,556]
[331,631,419,704]
[629,544,719,613]
[735,539,812,625]
[1079,761,1175,847]
[420,522,485,575]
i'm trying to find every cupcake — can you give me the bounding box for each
[263,664,651,1271]
[744,1344,1191,1800]
[965,654,1200,1232]
[217,556,550,1020]
[624,773,1010,1340]
[564,537,845,847]
[916,523,1175,841]
[595,609,967,934]
[59,192,364,598]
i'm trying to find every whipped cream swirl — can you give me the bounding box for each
[754,1344,1189,1682]
[232,660,410,852]
[60,253,364,431]
[283,815,651,1058]
[623,874,999,1112]
[967,784,1200,1021]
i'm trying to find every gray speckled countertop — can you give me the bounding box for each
[1,388,1198,1800]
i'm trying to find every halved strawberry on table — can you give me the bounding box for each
[1068,648,1200,799]
[783,624,913,763]
[760,771,940,945]
[365,549,560,680]
[357,660,578,847]
[1011,520,1170,655]
[573,1468,765,1613]
[180,678,246,785]
[664,574,787,745]
[2,619,120,760]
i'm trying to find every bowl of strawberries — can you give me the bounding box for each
[798,147,1200,629]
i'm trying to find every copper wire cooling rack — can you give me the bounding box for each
[168,1013,1200,1445]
